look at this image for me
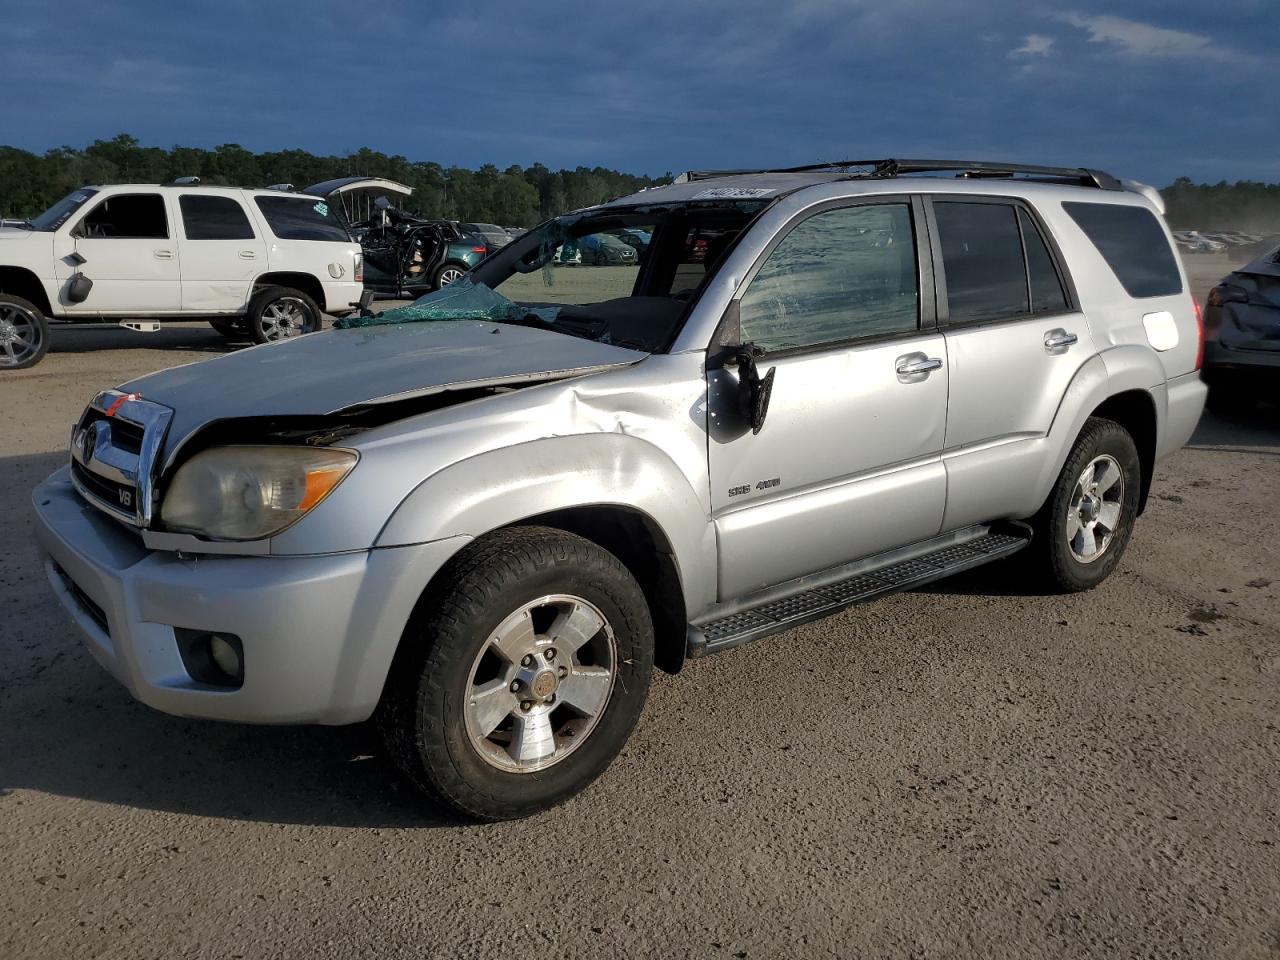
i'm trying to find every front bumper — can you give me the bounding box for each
[32,467,468,725]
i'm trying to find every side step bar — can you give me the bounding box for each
[687,523,1031,658]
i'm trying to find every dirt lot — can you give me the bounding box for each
[2,255,1277,959]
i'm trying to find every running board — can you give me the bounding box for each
[687,523,1031,658]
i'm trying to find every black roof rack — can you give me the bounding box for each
[685,158,1121,191]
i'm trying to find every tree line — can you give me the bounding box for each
[1161,177,1280,234]
[0,134,668,227]
[2,135,1278,234]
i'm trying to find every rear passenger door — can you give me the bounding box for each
[926,197,1092,530]
[175,193,265,313]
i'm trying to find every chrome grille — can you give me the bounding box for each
[68,390,174,527]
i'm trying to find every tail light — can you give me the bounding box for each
[1192,295,1204,370]
[472,246,487,255]
[353,252,363,283]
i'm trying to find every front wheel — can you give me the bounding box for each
[377,526,654,821]
[1028,417,1141,592]
[0,294,50,370]
[246,286,322,344]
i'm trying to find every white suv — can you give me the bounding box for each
[0,180,364,369]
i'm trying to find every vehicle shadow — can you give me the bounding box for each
[2,682,467,828]
[1187,403,1280,454]
[47,321,241,356]
[4,449,463,827]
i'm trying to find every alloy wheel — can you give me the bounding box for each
[1066,454,1125,563]
[259,297,310,340]
[438,267,465,286]
[0,302,45,367]
[463,594,617,774]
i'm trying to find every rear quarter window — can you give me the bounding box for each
[254,196,351,242]
[1062,201,1182,298]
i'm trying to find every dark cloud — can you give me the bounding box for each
[3,0,1276,184]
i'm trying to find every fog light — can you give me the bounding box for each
[174,628,244,687]
[209,635,242,679]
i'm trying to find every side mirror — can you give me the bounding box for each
[731,344,775,435]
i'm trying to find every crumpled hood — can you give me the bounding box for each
[120,320,646,452]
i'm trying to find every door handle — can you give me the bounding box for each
[154,249,174,260]
[238,249,257,259]
[895,354,943,379]
[1044,329,1078,352]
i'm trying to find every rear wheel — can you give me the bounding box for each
[377,526,654,821]
[0,294,50,370]
[1027,417,1141,592]
[246,286,322,344]
[432,263,467,290]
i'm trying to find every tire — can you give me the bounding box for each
[1027,416,1142,593]
[208,318,247,342]
[0,293,51,370]
[245,286,322,344]
[432,263,468,290]
[376,526,654,821]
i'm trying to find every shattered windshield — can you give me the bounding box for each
[336,200,768,353]
[29,189,98,231]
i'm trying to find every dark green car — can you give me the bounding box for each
[306,178,490,295]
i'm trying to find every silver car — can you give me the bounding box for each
[32,159,1206,820]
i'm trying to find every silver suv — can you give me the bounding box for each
[32,159,1206,820]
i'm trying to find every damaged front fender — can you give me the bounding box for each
[375,431,716,616]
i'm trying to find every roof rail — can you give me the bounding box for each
[684,159,1121,190]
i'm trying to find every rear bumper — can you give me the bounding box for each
[1203,341,1280,375]
[1157,371,1207,461]
[33,466,468,725]
[321,280,364,316]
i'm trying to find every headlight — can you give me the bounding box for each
[160,446,358,541]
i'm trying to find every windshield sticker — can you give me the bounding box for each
[690,187,776,200]
[314,201,329,216]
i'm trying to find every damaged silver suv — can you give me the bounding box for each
[33,159,1206,820]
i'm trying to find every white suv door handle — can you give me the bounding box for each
[895,354,943,378]
[238,249,257,259]
[154,249,174,260]
[1044,329,1078,351]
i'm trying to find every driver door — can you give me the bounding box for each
[54,192,182,315]
[707,198,949,599]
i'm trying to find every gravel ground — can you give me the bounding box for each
[2,255,1277,959]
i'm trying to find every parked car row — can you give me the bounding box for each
[0,179,364,368]
[1172,228,1272,255]
[0,175,543,368]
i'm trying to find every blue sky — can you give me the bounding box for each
[3,0,1277,186]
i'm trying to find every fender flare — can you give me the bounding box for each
[1031,346,1165,506]
[375,432,717,613]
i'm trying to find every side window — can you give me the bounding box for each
[1020,208,1068,313]
[180,195,255,240]
[739,203,919,352]
[75,194,168,239]
[254,196,351,242]
[933,202,1028,323]
[1063,201,1182,298]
